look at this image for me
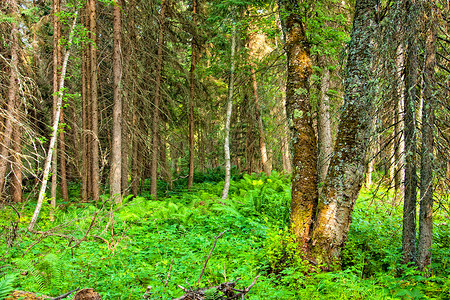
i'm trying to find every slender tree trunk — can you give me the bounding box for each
[221,21,236,200]
[11,126,22,203]
[250,66,271,176]
[402,0,419,265]
[187,0,197,189]
[51,0,62,219]
[394,44,405,197]
[278,0,318,246]
[90,0,99,202]
[418,16,436,271]
[280,83,292,174]
[150,0,166,199]
[317,57,333,190]
[310,0,378,264]
[0,0,19,199]
[110,0,122,203]
[58,0,68,202]
[29,12,78,231]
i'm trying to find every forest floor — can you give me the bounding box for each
[1,171,449,299]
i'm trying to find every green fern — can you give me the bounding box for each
[0,273,16,300]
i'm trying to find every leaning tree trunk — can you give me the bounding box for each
[418,14,436,271]
[221,21,236,200]
[29,12,78,231]
[310,0,378,265]
[278,0,318,247]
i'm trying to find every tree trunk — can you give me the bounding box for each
[51,0,62,219]
[150,0,166,199]
[317,57,333,190]
[90,0,100,202]
[310,0,377,264]
[278,0,318,246]
[0,0,19,200]
[418,16,436,271]
[394,44,405,197]
[187,0,197,189]
[11,126,22,203]
[402,0,419,265]
[250,66,271,176]
[29,12,78,231]
[110,0,122,203]
[221,21,236,200]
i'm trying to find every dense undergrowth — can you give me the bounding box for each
[0,171,449,299]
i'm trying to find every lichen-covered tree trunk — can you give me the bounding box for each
[278,0,318,246]
[418,15,436,271]
[310,0,378,264]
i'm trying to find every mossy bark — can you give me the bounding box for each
[279,0,319,247]
[309,0,378,265]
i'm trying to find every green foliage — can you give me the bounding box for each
[0,273,16,300]
[1,173,449,299]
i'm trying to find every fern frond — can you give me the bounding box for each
[0,273,17,300]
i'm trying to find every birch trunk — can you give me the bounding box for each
[317,58,332,190]
[221,21,236,200]
[28,12,78,231]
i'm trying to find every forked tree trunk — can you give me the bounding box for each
[309,0,377,264]
[402,0,419,265]
[418,15,436,271]
[150,0,166,199]
[110,0,122,203]
[187,0,197,189]
[221,21,236,200]
[278,0,318,246]
[29,12,78,231]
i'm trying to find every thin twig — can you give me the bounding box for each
[162,257,174,296]
[197,230,227,285]
[50,288,80,300]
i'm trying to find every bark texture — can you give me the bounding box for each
[418,16,436,271]
[110,0,122,203]
[310,0,377,264]
[402,0,419,265]
[279,0,318,246]
[0,0,19,200]
[188,0,197,189]
[150,0,166,198]
[221,21,236,200]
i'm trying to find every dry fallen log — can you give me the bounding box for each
[6,290,51,300]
